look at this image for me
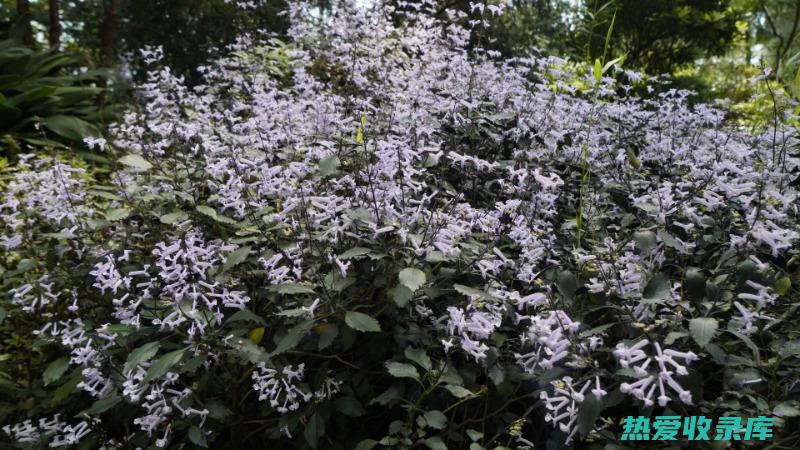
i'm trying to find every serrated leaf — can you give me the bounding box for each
[424,436,447,450]
[389,285,413,307]
[159,211,188,224]
[345,311,381,332]
[196,205,237,224]
[355,439,378,450]
[143,349,185,383]
[404,347,432,370]
[423,410,447,430]
[225,309,265,325]
[105,208,130,221]
[398,267,426,292]
[385,361,419,381]
[119,153,152,170]
[268,283,316,295]
[319,154,340,177]
[271,320,313,356]
[658,228,688,254]
[222,246,251,273]
[188,426,208,448]
[689,318,718,348]
[315,323,338,350]
[339,247,371,260]
[123,341,160,374]
[369,383,403,405]
[454,284,490,299]
[43,357,70,386]
[443,384,473,398]
[642,273,671,304]
[466,430,483,442]
[774,401,800,417]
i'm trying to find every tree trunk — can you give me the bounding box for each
[16,0,34,47]
[100,0,121,66]
[48,0,61,49]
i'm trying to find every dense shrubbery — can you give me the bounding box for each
[0,39,110,156]
[1,1,800,449]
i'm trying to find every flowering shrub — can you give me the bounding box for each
[2,1,800,449]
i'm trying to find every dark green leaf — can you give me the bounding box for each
[43,357,70,386]
[345,311,381,332]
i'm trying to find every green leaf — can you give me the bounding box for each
[339,247,371,260]
[225,309,265,325]
[271,320,313,356]
[593,58,602,84]
[143,349,185,383]
[775,277,792,295]
[40,115,99,141]
[43,357,70,386]
[369,383,404,405]
[316,323,338,350]
[423,410,447,430]
[466,430,483,442]
[188,426,208,448]
[424,436,447,450]
[334,396,366,417]
[404,347,432,370]
[658,228,688,254]
[52,374,80,405]
[118,153,153,170]
[248,327,265,345]
[159,211,188,224]
[728,330,761,364]
[123,341,161,374]
[556,271,577,299]
[398,267,426,292]
[385,361,419,381]
[684,268,706,301]
[633,230,656,254]
[345,311,381,332]
[82,393,122,416]
[689,318,718,348]
[443,384,474,398]
[105,207,130,221]
[304,412,325,449]
[268,283,316,295]
[454,284,492,299]
[355,439,378,450]
[222,246,251,273]
[774,401,800,417]
[577,394,602,438]
[0,306,5,325]
[319,154,340,177]
[626,147,640,169]
[196,205,237,224]
[388,285,413,307]
[642,273,671,304]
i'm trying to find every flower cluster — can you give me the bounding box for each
[2,0,799,448]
